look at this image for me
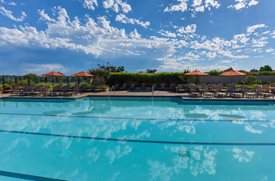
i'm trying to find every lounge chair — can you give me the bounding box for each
[242,85,257,98]
[176,84,185,93]
[213,85,227,98]
[22,85,32,96]
[11,85,20,96]
[130,83,136,90]
[119,83,127,90]
[169,83,176,92]
[257,85,272,98]
[228,85,242,98]
[42,86,50,96]
[188,84,201,97]
[114,83,120,90]
[159,83,167,90]
[52,85,62,96]
[202,85,214,98]
[33,86,43,96]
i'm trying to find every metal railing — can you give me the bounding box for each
[108,85,116,100]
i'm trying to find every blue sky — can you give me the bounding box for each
[0,0,274,75]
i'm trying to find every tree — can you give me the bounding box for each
[207,69,222,76]
[223,67,233,72]
[250,68,258,72]
[259,65,272,72]
[23,73,38,78]
[89,68,110,85]
[146,69,157,73]
[97,62,125,72]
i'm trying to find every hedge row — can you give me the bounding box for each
[107,72,192,85]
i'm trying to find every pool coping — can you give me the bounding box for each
[1,91,275,102]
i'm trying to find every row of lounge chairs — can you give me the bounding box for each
[185,84,274,98]
[11,85,79,96]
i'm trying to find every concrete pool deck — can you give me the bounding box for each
[1,91,275,101]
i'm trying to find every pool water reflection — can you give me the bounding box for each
[0,97,274,180]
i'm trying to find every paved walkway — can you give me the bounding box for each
[0,91,184,99]
[1,91,275,101]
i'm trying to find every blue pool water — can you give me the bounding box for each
[0,97,275,180]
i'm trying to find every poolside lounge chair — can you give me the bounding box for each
[228,85,242,98]
[255,85,272,98]
[33,86,43,96]
[73,85,79,95]
[188,84,201,97]
[62,86,73,96]
[11,85,20,96]
[42,86,50,96]
[22,85,32,96]
[159,83,167,90]
[212,85,227,98]
[52,85,62,96]
[202,85,214,98]
[176,84,185,93]
[119,83,127,90]
[169,83,176,92]
[114,83,120,91]
[242,85,257,98]
[130,83,136,90]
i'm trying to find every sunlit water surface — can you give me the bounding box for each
[0,97,275,180]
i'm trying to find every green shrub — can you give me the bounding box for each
[242,75,261,85]
[79,82,90,90]
[107,72,186,85]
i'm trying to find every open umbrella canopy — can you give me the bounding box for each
[185,70,209,76]
[42,71,64,77]
[220,70,247,76]
[72,71,93,77]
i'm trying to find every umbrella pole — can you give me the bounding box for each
[2,76,5,86]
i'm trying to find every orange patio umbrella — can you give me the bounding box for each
[185,70,209,76]
[72,71,93,84]
[42,71,63,77]
[42,71,64,83]
[72,71,93,77]
[220,70,247,76]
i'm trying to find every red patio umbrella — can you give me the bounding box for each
[42,71,64,83]
[220,70,247,76]
[72,71,93,84]
[42,71,63,77]
[220,70,247,84]
[72,71,93,77]
[185,70,209,76]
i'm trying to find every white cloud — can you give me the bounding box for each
[247,24,266,33]
[164,0,220,14]
[23,64,69,74]
[115,14,150,28]
[0,7,171,59]
[0,5,26,22]
[103,0,131,13]
[159,30,177,38]
[177,24,197,34]
[164,0,188,12]
[8,1,16,6]
[80,0,98,10]
[129,29,141,39]
[266,48,273,53]
[38,9,55,23]
[228,0,259,10]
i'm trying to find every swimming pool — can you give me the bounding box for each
[0,96,274,180]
